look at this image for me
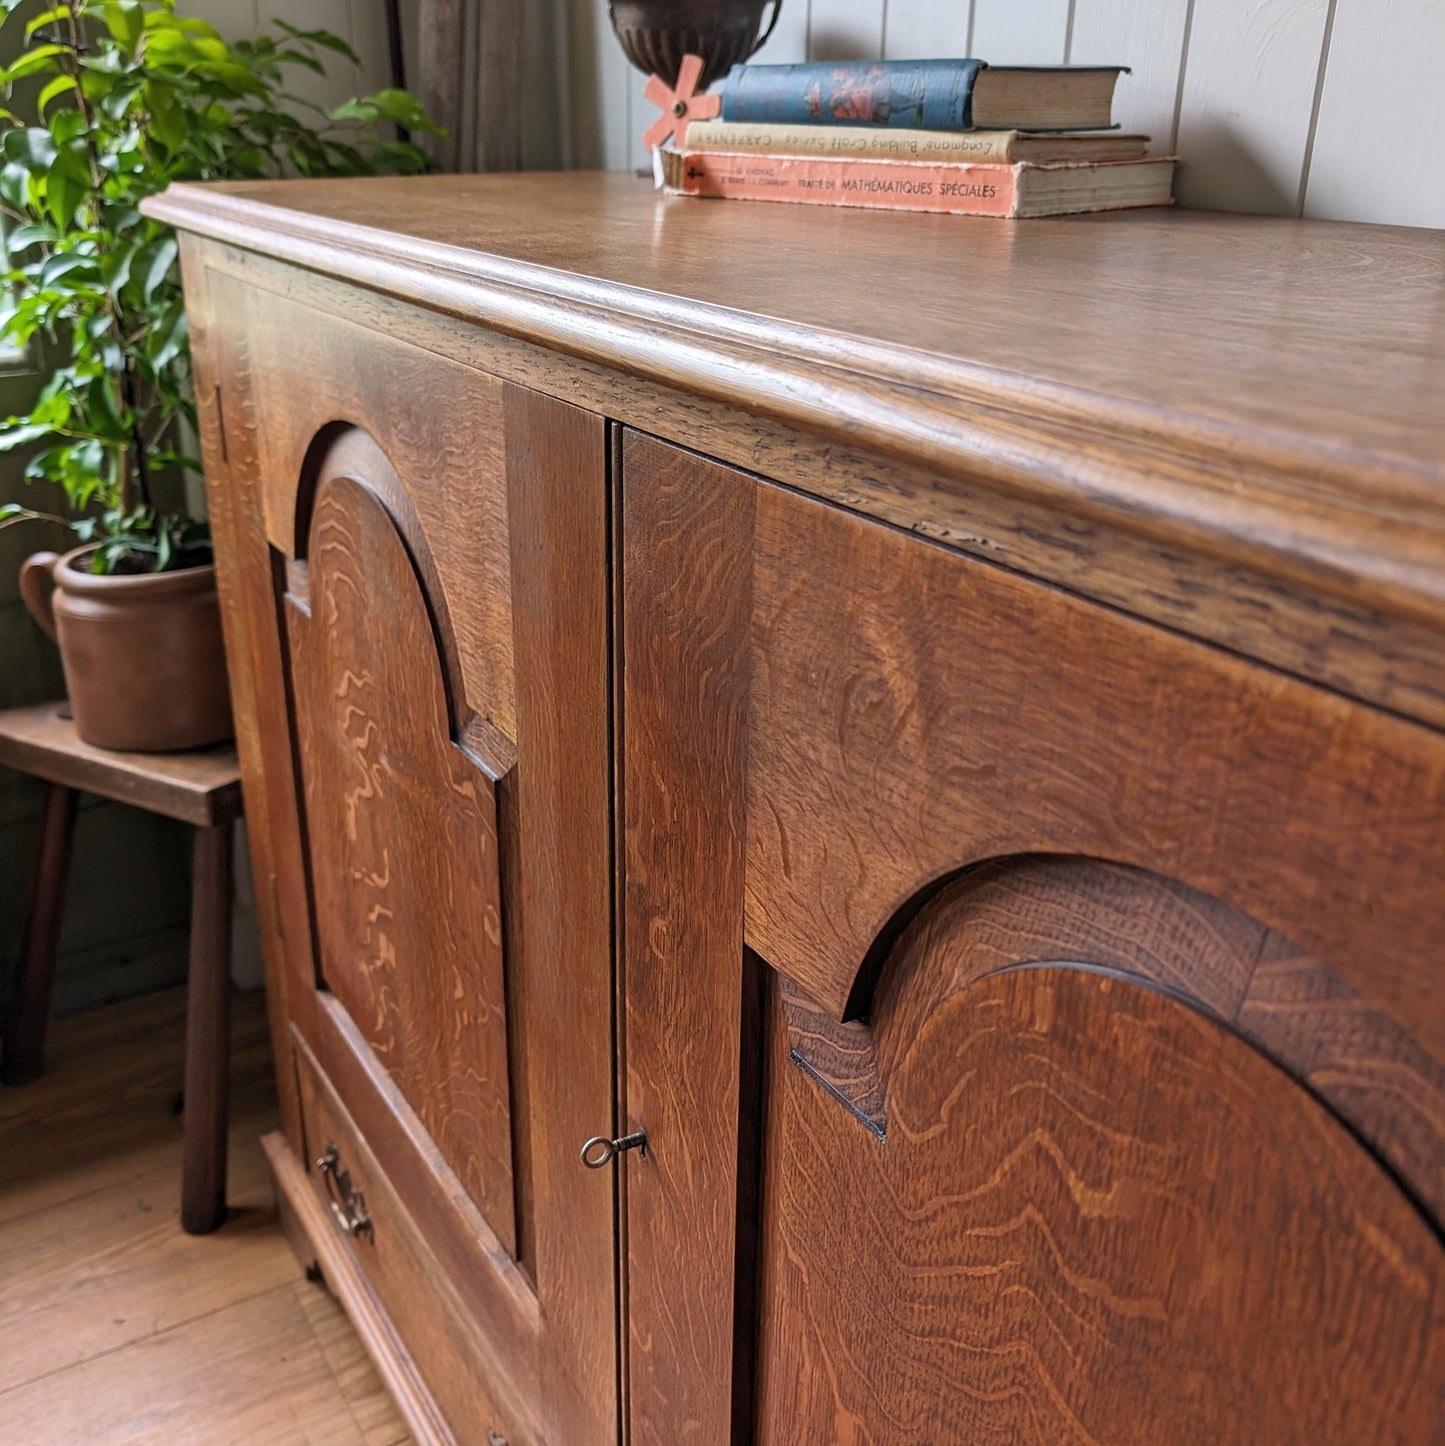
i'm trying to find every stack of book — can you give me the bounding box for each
[660,59,1175,218]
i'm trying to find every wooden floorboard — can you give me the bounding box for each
[0,986,411,1445]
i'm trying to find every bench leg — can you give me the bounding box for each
[181,821,234,1234]
[2,783,79,1086]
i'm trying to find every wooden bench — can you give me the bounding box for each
[0,701,244,1233]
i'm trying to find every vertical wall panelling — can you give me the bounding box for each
[1173,0,1332,214]
[1069,0,1191,151]
[1304,0,1445,229]
[628,70,653,173]
[883,0,972,59]
[593,0,635,170]
[764,0,812,63]
[971,0,1072,65]
[808,0,886,61]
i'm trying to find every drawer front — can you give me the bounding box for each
[188,257,618,1445]
[296,1041,536,1445]
[619,430,1445,1444]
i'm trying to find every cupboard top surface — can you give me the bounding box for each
[149,173,1443,470]
[149,172,1445,644]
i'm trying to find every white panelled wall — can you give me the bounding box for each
[568,0,1445,228]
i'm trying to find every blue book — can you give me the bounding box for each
[717,61,1126,133]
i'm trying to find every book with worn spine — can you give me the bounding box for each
[660,149,1175,219]
[683,120,1149,165]
[717,60,1129,132]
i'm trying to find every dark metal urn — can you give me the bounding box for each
[608,0,783,90]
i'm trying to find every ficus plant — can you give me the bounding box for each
[0,0,438,573]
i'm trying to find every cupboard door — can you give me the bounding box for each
[190,263,617,1445]
[619,431,1445,1444]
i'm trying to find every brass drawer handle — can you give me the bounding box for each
[580,1130,647,1169]
[316,1143,373,1239]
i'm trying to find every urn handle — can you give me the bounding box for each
[758,0,783,50]
[19,551,60,641]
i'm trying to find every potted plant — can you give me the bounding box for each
[0,0,436,751]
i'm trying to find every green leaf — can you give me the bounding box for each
[0,420,59,451]
[4,220,56,252]
[0,160,30,208]
[37,251,101,287]
[141,232,177,303]
[144,81,187,154]
[147,298,187,371]
[103,232,141,293]
[43,139,90,228]
[103,0,144,52]
[271,21,358,63]
[3,127,58,173]
[0,42,70,84]
[100,78,143,121]
[36,71,77,113]
[23,6,71,39]
[45,164,84,229]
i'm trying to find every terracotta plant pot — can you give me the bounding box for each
[19,546,233,753]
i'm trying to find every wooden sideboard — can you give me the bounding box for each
[147,173,1445,1445]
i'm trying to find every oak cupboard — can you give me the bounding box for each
[147,173,1445,1445]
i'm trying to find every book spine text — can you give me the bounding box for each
[664,151,1019,217]
[685,121,1019,163]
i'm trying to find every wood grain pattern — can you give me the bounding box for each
[0,781,76,1085]
[778,976,887,1138]
[292,1045,538,1445]
[171,181,1445,1446]
[756,965,1443,1444]
[740,475,1445,1065]
[191,268,619,1442]
[0,702,241,827]
[181,246,313,1151]
[144,182,1445,735]
[501,383,618,1446]
[863,856,1445,1224]
[186,242,1445,737]
[620,438,1445,1443]
[238,281,517,742]
[180,820,235,1234]
[0,986,406,1446]
[289,463,516,1254]
[1240,934,1445,1226]
[621,431,755,1444]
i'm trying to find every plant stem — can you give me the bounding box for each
[0,505,75,532]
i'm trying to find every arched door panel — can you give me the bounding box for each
[757,866,1444,1444]
[290,466,516,1249]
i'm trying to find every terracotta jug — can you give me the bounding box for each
[20,546,233,753]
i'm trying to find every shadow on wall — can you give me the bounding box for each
[810,31,880,63]
[1172,120,1302,215]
